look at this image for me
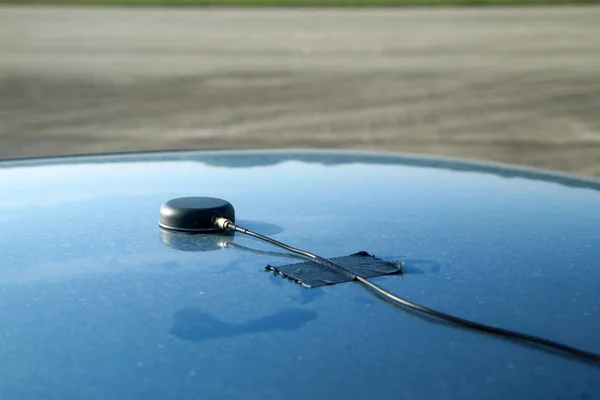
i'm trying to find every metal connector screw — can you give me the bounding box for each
[214,217,233,231]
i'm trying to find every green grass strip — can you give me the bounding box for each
[2,0,599,6]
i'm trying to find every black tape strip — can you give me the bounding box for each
[266,251,403,288]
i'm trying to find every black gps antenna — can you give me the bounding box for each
[159,197,235,233]
[158,196,600,363]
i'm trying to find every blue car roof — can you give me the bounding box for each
[0,150,599,399]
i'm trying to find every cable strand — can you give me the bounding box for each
[221,219,600,363]
[356,276,600,362]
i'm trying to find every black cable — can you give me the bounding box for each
[229,224,317,260]
[228,223,356,280]
[356,276,600,362]
[217,218,600,363]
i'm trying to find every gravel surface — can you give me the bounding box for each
[1,6,599,175]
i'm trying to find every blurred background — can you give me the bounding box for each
[1,1,599,176]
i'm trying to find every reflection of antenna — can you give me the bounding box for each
[214,217,600,363]
[160,227,303,261]
[160,228,232,252]
[226,242,304,260]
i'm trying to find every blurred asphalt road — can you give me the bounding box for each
[1,6,600,175]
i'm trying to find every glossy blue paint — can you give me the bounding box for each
[0,150,599,399]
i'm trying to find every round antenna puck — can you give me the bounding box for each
[158,197,235,233]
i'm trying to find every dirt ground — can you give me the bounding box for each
[1,6,599,176]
